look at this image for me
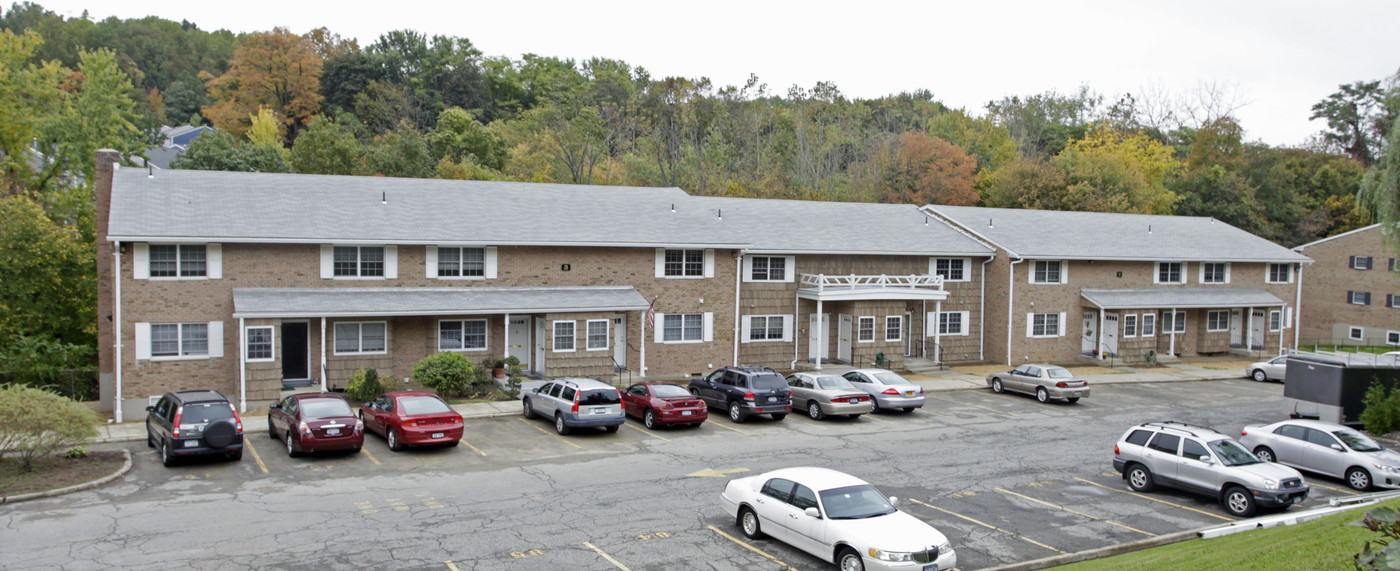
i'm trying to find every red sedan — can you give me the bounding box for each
[621,382,708,429]
[359,391,464,451]
[267,393,364,457]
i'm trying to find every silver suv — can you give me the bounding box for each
[1113,421,1310,517]
[522,378,624,435]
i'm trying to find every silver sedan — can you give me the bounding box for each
[1246,355,1287,382]
[785,373,874,420]
[986,364,1089,403]
[841,369,925,413]
[1240,418,1400,491]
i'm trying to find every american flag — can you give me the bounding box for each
[645,298,656,328]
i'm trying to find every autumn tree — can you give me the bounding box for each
[203,28,322,143]
[854,131,977,206]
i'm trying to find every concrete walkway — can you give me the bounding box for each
[90,363,1252,445]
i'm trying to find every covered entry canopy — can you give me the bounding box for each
[1079,287,1284,310]
[797,274,948,302]
[233,285,651,318]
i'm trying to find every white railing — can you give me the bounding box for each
[799,273,945,292]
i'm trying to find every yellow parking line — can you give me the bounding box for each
[444,561,460,571]
[1307,481,1358,495]
[705,420,752,435]
[584,541,631,570]
[910,408,948,418]
[517,418,583,448]
[927,395,1005,415]
[361,448,382,465]
[459,439,487,456]
[622,422,671,442]
[908,498,1065,554]
[995,487,1154,537]
[862,413,897,424]
[706,525,798,570]
[1073,477,1235,522]
[245,441,268,474]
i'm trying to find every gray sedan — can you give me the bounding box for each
[785,373,875,420]
[986,364,1089,403]
[1239,418,1400,491]
[841,369,925,413]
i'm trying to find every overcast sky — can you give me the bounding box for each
[28,0,1400,147]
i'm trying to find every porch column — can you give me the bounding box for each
[320,317,327,391]
[503,313,511,360]
[815,298,824,371]
[932,300,942,363]
[1169,308,1177,356]
[238,317,246,413]
[1245,307,1254,351]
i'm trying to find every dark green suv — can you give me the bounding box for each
[146,390,244,466]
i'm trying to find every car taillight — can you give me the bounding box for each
[406,420,417,427]
[172,406,184,438]
[882,388,899,395]
[661,402,673,409]
[743,392,755,400]
[228,403,243,433]
[917,387,924,394]
[571,393,580,413]
[1114,444,1120,455]
[1056,382,1068,388]
[1240,430,1248,436]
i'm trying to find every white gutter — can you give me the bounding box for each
[980,256,992,361]
[1007,257,1025,366]
[733,251,743,366]
[107,236,751,249]
[113,242,123,423]
[791,282,801,369]
[1294,263,1303,349]
[238,317,246,413]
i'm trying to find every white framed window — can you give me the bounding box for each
[1155,262,1184,284]
[439,319,487,351]
[1349,291,1372,305]
[1387,330,1399,346]
[1389,294,1400,309]
[885,316,903,342]
[1351,256,1373,270]
[1206,310,1229,332]
[136,321,224,360]
[1030,260,1066,284]
[656,249,713,278]
[1123,314,1138,338]
[926,311,969,336]
[245,326,274,362]
[1026,312,1065,338]
[321,245,396,279]
[1350,326,1365,341]
[334,321,387,355]
[744,256,794,283]
[426,246,497,279]
[1140,313,1156,337]
[1266,263,1292,284]
[133,243,221,280]
[1163,310,1186,333]
[1200,262,1229,284]
[857,316,875,342]
[553,320,576,352]
[742,315,792,343]
[931,258,970,282]
[655,312,713,343]
[1269,310,1282,333]
[586,319,610,351]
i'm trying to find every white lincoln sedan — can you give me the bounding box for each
[720,467,955,571]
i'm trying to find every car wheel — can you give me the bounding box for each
[604,424,619,433]
[1126,464,1154,492]
[1348,467,1373,491]
[728,402,747,423]
[644,409,658,429]
[522,399,535,419]
[738,506,764,539]
[1252,369,1268,382]
[555,414,571,435]
[870,400,883,414]
[1224,486,1257,517]
[160,440,175,467]
[387,427,403,451]
[268,416,279,440]
[771,413,786,421]
[226,449,243,462]
[1253,446,1276,463]
[836,547,865,571]
[1066,397,1080,403]
[808,402,825,420]
[992,378,1004,394]
[1036,387,1050,403]
[286,433,300,458]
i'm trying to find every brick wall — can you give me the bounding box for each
[1296,226,1400,345]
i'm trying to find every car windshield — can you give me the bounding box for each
[300,399,352,418]
[751,374,788,390]
[180,402,232,423]
[579,389,621,406]
[872,373,912,385]
[1335,429,1384,452]
[1209,439,1259,466]
[820,484,897,519]
[651,384,690,398]
[1046,368,1073,379]
[817,376,856,390]
[400,396,452,415]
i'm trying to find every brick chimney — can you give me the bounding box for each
[95,150,120,409]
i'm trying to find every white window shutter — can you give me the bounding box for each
[958,312,970,335]
[653,314,665,343]
[384,245,398,278]
[703,312,714,342]
[425,246,438,278]
[655,249,666,278]
[485,247,498,279]
[781,315,794,342]
[1025,314,1034,337]
[740,316,752,344]
[208,321,224,358]
[320,245,334,278]
[1057,312,1067,337]
[783,256,796,282]
[135,323,151,359]
[1285,307,1294,328]
[741,257,754,283]
[206,244,222,279]
[926,312,938,335]
[1060,261,1068,284]
[133,243,149,279]
[704,249,715,278]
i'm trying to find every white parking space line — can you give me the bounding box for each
[995,487,1154,537]
[583,541,631,570]
[706,525,798,570]
[908,498,1065,554]
[1072,477,1235,522]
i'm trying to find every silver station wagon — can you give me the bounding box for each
[986,364,1089,403]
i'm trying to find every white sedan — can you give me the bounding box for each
[720,467,956,571]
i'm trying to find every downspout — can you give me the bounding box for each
[1098,307,1106,359]
[1007,257,1025,366]
[1294,264,1303,349]
[791,280,800,369]
[113,242,123,423]
[238,317,246,413]
[640,310,647,378]
[980,256,992,361]
[733,251,743,366]
[320,318,327,391]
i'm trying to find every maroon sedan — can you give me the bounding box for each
[359,391,464,451]
[621,382,708,429]
[267,393,364,457]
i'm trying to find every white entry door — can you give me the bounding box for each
[837,314,853,363]
[1230,309,1243,347]
[613,314,626,370]
[1103,313,1119,357]
[1081,312,1097,355]
[534,318,547,373]
[507,317,532,370]
[808,313,830,363]
[1250,309,1266,350]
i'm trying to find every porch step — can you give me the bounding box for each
[903,357,947,374]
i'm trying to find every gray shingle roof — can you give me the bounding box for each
[232,286,649,318]
[929,205,1310,263]
[691,196,991,256]
[1080,287,1285,309]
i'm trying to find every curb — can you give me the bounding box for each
[1,449,133,505]
[978,524,1212,571]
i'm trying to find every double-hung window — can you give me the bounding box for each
[245,326,274,361]
[1349,291,1372,305]
[933,258,968,282]
[553,321,576,352]
[334,322,386,354]
[1351,256,1373,270]
[1028,313,1061,338]
[333,246,385,277]
[663,313,704,342]
[1123,314,1138,337]
[586,319,609,351]
[1266,263,1292,284]
[439,319,487,351]
[1200,262,1228,284]
[1140,314,1156,336]
[664,249,704,277]
[149,245,208,278]
[857,316,875,342]
[1350,327,1365,341]
[885,316,902,342]
[1156,262,1184,284]
[1269,311,1282,332]
[746,315,787,342]
[936,312,968,336]
[749,256,788,281]
[151,323,208,357]
[1163,311,1186,333]
[1031,261,1063,284]
[1206,310,1229,332]
[1387,330,1399,346]
[437,247,485,277]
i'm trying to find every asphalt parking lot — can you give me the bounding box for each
[4,378,1366,570]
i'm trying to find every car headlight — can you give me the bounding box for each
[869,548,912,562]
[1373,463,1399,473]
[938,539,952,553]
[1261,479,1279,489]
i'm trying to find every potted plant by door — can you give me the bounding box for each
[491,358,506,379]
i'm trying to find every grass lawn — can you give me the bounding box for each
[1056,498,1400,570]
[0,451,126,496]
[1303,344,1396,355]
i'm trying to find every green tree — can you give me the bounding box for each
[1310,80,1396,166]
[171,127,291,173]
[427,106,506,170]
[1360,114,1400,254]
[0,196,95,348]
[1051,126,1180,214]
[290,115,365,175]
[367,120,434,178]
[986,86,1101,157]
[0,384,99,471]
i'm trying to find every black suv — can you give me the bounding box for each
[146,390,244,466]
[689,366,792,423]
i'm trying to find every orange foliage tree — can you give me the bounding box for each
[858,131,978,206]
[203,28,322,143]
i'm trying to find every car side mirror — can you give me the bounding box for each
[269,403,281,410]
[145,405,154,412]
[888,496,898,506]
[804,507,821,519]
[1332,444,1344,452]
[1198,455,1213,463]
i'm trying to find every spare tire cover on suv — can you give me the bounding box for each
[204,421,236,447]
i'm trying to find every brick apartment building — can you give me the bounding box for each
[1293,224,1400,347]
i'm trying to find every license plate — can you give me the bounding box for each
[768,397,776,402]
[593,407,605,414]
[183,440,199,448]
[432,432,444,439]
[923,564,938,571]
[1074,391,1083,397]
[327,428,340,436]
[848,398,859,403]
[681,411,692,416]
[905,391,915,396]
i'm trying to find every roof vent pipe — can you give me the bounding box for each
[989,218,994,229]
[671,203,675,213]
[381,192,387,205]
[717,209,722,220]
[1148,224,1152,234]
[147,165,153,179]
[924,215,929,226]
